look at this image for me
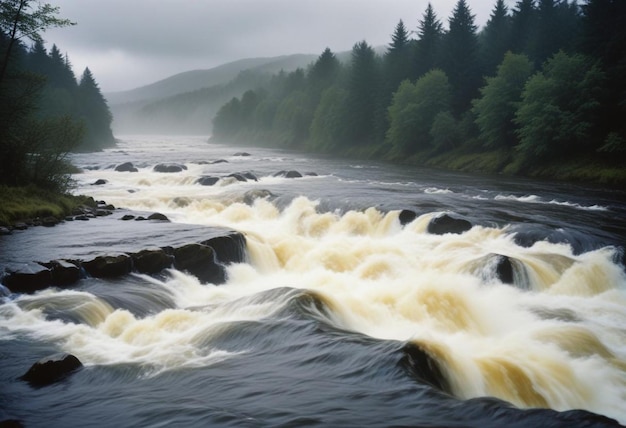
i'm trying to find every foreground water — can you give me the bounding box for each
[1,135,626,427]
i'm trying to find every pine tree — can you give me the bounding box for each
[385,20,412,92]
[480,0,512,77]
[308,47,340,103]
[441,0,481,115]
[510,0,536,57]
[77,67,114,150]
[414,3,443,79]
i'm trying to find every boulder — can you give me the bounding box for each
[304,172,318,176]
[92,179,108,185]
[20,353,83,387]
[202,233,247,265]
[114,162,138,172]
[74,215,90,221]
[233,152,251,157]
[398,209,417,226]
[48,260,81,286]
[96,209,113,217]
[147,212,169,222]
[197,176,220,186]
[209,159,228,164]
[3,262,52,294]
[0,226,11,235]
[120,214,135,221]
[173,243,226,284]
[227,173,248,182]
[132,248,173,274]
[153,163,187,173]
[13,223,28,230]
[427,213,472,235]
[240,172,258,181]
[273,170,302,178]
[82,253,132,278]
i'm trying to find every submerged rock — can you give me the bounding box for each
[243,189,274,205]
[92,179,108,185]
[233,152,251,157]
[273,170,302,178]
[114,162,138,172]
[153,163,187,173]
[427,213,472,235]
[202,233,247,265]
[173,243,226,284]
[83,253,132,278]
[399,342,449,392]
[147,212,169,222]
[20,353,83,387]
[197,176,220,186]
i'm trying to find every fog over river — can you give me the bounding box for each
[1,135,625,427]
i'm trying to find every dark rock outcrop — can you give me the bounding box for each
[20,353,83,387]
[273,170,302,178]
[115,162,138,172]
[83,253,132,278]
[202,233,247,265]
[197,176,220,186]
[132,248,173,274]
[398,209,417,226]
[3,262,52,294]
[0,226,11,235]
[243,189,274,205]
[92,179,108,185]
[173,244,226,284]
[210,159,228,164]
[153,163,187,173]
[147,212,169,222]
[427,213,472,235]
[48,260,81,286]
[227,173,248,182]
[120,214,135,221]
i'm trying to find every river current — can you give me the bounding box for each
[1,135,626,427]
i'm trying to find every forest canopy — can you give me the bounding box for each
[212,0,626,183]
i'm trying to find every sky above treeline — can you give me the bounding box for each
[42,0,514,93]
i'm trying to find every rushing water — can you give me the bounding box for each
[1,135,626,427]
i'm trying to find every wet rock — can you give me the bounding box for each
[227,173,248,182]
[99,203,115,210]
[120,214,135,221]
[153,163,187,173]
[202,233,247,265]
[399,342,449,392]
[135,216,147,221]
[96,209,113,217]
[304,172,318,176]
[197,176,220,186]
[493,254,514,285]
[243,189,274,205]
[45,260,81,286]
[147,212,170,222]
[13,223,28,230]
[210,159,228,164]
[398,209,417,226]
[3,262,52,294]
[92,179,108,185]
[0,226,12,235]
[74,215,90,221]
[83,253,132,278]
[115,162,138,172]
[20,353,83,387]
[240,172,258,181]
[132,248,173,274]
[173,243,226,284]
[233,152,251,156]
[273,170,302,178]
[427,213,472,235]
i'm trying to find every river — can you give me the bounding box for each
[1,135,625,427]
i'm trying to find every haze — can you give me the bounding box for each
[43,0,511,93]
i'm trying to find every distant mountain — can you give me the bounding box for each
[105,54,318,106]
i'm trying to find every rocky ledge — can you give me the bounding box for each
[0,209,246,294]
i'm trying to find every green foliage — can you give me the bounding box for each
[386,70,451,154]
[430,111,460,152]
[473,52,533,148]
[515,51,605,162]
[480,0,511,76]
[309,86,349,151]
[414,3,443,79]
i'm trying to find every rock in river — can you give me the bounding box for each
[20,353,83,387]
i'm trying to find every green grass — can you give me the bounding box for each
[0,185,96,227]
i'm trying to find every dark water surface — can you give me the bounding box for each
[1,136,625,427]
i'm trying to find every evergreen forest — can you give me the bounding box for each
[0,0,114,191]
[212,0,626,184]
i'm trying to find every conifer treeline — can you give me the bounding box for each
[212,0,626,178]
[0,31,115,189]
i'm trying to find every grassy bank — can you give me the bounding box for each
[0,185,96,227]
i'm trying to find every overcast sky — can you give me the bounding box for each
[42,0,512,93]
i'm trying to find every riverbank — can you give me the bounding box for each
[0,185,97,229]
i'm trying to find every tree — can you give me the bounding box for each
[480,0,512,76]
[309,86,349,151]
[384,20,412,93]
[441,0,482,115]
[414,3,443,78]
[0,0,74,86]
[77,67,114,150]
[473,52,534,149]
[510,0,536,57]
[515,52,605,162]
[385,70,452,154]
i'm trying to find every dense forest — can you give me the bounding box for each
[212,0,626,183]
[0,0,114,191]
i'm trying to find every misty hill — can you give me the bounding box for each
[107,53,318,134]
